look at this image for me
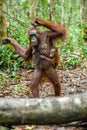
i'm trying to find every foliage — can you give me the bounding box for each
[14,86,26,92]
[0,71,9,86]
[1,0,87,76]
[60,24,85,68]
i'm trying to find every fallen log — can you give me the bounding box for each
[0,92,87,125]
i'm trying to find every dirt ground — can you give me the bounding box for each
[0,67,87,130]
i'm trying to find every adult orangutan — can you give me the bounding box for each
[2,18,67,98]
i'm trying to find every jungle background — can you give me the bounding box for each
[0,0,87,130]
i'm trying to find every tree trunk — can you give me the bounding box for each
[82,0,87,41]
[49,0,56,21]
[61,0,65,25]
[0,0,7,44]
[0,92,87,125]
[68,0,72,26]
[82,0,87,24]
[29,0,36,20]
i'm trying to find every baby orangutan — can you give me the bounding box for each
[2,18,67,98]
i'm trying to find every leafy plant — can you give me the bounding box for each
[0,71,9,86]
[66,55,80,68]
[14,86,26,92]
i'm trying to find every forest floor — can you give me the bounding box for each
[0,67,87,130]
